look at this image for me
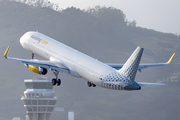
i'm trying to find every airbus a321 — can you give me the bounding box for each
[4,31,175,90]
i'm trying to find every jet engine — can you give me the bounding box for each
[28,65,47,75]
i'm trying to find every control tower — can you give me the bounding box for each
[21,79,57,120]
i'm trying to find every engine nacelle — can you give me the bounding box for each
[28,65,47,75]
[39,67,48,75]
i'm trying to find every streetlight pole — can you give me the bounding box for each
[36,95,39,120]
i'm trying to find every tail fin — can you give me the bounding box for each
[119,46,144,80]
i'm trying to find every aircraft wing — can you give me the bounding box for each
[106,64,123,70]
[107,53,175,70]
[4,46,70,73]
[137,82,166,86]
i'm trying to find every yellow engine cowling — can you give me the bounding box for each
[28,65,47,75]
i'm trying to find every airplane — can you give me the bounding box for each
[4,31,175,90]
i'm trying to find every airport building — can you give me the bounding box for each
[21,79,57,120]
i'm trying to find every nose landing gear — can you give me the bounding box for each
[31,53,34,59]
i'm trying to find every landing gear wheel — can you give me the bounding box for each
[92,84,96,87]
[52,78,56,86]
[52,70,61,86]
[87,81,92,87]
[56,79,61,86]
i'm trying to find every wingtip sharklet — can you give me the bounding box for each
[4,46,10,58]
[167,53,176,63]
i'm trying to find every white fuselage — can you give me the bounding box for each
[20,31,139,90]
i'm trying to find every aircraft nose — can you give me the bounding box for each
[20,33,29,48]
[20,36,24,46]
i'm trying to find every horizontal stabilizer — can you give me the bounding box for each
[137,82,166,86]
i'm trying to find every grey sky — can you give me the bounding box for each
[49,0,180,34]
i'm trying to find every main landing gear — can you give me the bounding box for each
[52,78,61,86]
[52,70,61,86]
[30,52,61,86]
[87,81,96,87]
[31,53,61,86]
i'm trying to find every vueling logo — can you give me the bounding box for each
[31,35,48,45]
[41,39,48,45]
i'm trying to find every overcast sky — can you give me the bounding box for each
[49,0,180,34]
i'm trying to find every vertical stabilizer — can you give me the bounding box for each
[119,46,144,80]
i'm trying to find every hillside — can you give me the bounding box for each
[0,0,179,120]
